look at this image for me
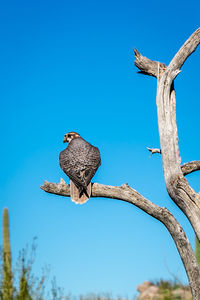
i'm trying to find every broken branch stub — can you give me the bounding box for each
[134,28,200,244]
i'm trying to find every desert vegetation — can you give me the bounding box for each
[1,208,199,299]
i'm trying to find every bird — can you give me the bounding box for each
[59,132,101,204]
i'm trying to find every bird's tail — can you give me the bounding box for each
[70,180,91,204]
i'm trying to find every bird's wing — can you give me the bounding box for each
[59,147,84,188]
[83,146,101,185]
[59,139,101,188]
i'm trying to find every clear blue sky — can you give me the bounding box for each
[0,0,200,297]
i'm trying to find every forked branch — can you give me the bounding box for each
[134,29,200,245]
[134,48,166,77]
[41,28,200,299]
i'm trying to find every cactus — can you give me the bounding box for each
[2,208,13,299]
[195,235,200,268]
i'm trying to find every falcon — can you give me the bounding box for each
[59,132,101,204]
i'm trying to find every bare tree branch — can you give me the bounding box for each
[168,28,200,71]
[134,49,166,78]
[182,161,200,176]
[42,159,200,195]
[134,29,200,245]
[156,29,200,242]
[133,30,200,297]
[41,29,200,299]
[146,150,200,176]
[41,180,200,298]
[134,28,200,78]
[147,147,161,155]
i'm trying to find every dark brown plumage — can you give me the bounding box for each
[59,132,101,204]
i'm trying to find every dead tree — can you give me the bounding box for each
[41,29,200,299]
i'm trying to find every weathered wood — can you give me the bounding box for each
[134,30,200,246]
[182,161,200,176]
[41,180,200,298]
[134,49,167,77]
[41,29,200,299]
[147,150,200,176]
[147,147,161,155]
[133,28,200,299]
[157,30,200,244]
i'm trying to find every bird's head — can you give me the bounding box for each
[63,132,80,143]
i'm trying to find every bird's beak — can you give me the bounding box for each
[63,136,67,143]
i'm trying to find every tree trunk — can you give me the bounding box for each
[41,28,200,299]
